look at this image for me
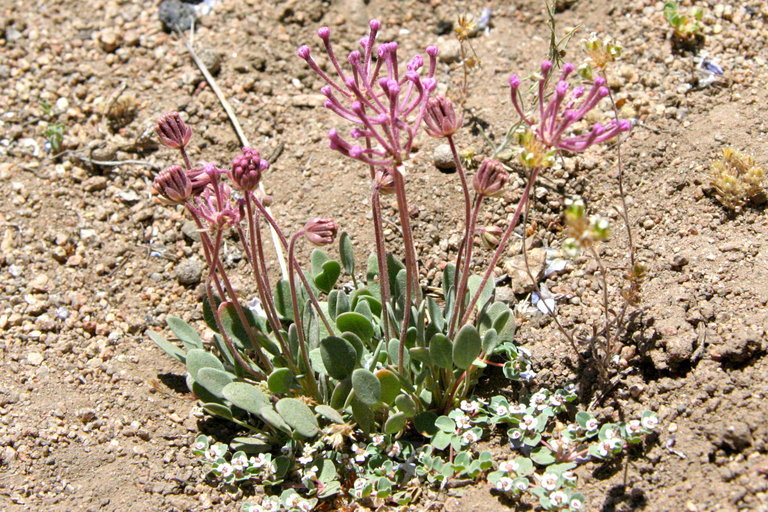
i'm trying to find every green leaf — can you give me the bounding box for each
[148,331,186,363]
[429,333,453,369]
[191,380,222,404]
[409,346,431,365]
[414,412,439,437]
[318,481,341,499]
[219,302,250,350]
[482,328,499,353]
[328,290,350,320]
[196,368,235,398]
[311,249,341,294]
[384,412,408,434]
[202,295,221,332]
[259,405,292,433]
[230,436,270,454]
[203,402,232,420]
[453,325,482,370]
[274,279,294,321]
[531,446,556,465]
[330,377,352,410]
[431,431,451,450]
[442,263,456,301]
[352,368,381,405]
[351,397,374,434]
[318,459,337,483]
[339,231,355,276]
[166,316,203,349]
[387,339,410,368]
[354,297,373,321]
[267,368,294,394]
[276,398,320,438]
[336,312,374,344]
[467,274,494,312]
[395,394,417,417]
[320,336,357,380]
[222,382,269,414]
[435,416,456,433]
[375,369,400,404]
[386,253,406,297]
[427,296,444,333]
[315,404,344,424]
[186,349,224,380]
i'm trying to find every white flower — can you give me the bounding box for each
[549,395,565,407]
[509,429,523,440]
[285,493,301,508]
[550,490,568,507]
[508,404,527,414]
[455,414,472,430]
[298,454,314,465]
[496,476,514,492]
[371,434,384,446]
[260,497,280,512]
[250,453,269,468]
[462,430,479,444]
[498,460,519,473]
[570,497,584,510]
[515,478,529,491]
[388,442,402,457]
[641,414,659,430]
[218,463,234,478]
[520,369,537,381]
[539,472,558,491]
[562,471,577,482]
[353,478,367,490]
[192,440,207,451]
[301,467,317,483]
[461,400,480,414]
[597,442,610,457]
[585,418,599,432]
[296,499,314,512]
[351,443,368,462]
[495,405,509,416]
[521,414,537,431]
[627,419,642,434]
[232,453,249,471]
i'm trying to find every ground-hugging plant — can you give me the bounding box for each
[146,18,642,512]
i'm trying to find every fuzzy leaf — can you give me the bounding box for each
[395,394,417,417]
[330,377,352,410]
[276,398,320,438]
[320,336,357,380]
[467,274,494,312]
[384,412,408,434]
[442,263,456,301]
[196,368,235,398]
[315,404,344,424]
[186,349,224,381]
[435,416,456,433]
[351,397,374,434]
[166,316,203,349]
[453,325,482,370]
[274,279,294,321]
[429,333,453,369]
[482,328,499,353]
[222,382,269,414]
[311,249,341,294]
[336,312,374,344]
[352,368,381,405]
[267,368,294,394]
[427,296,444,333]
[430,431,452,450]
[375,369,400,404]
[259,405,292,433]
[530,446,556,465]
[203,402,232,420]
[148,331,186,363]
[339,231,355,276]
[409,346,431,365]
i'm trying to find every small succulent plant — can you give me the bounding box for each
[710,147,766,210]
[663,1,704,49]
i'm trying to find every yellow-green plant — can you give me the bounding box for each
[711,147,766,210]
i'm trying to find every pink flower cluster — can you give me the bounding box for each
[297,20,438,166]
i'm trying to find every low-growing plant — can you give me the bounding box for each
[147,17,641,511]
[40,98,65,153]
[710,147,767,210]
[663,1,704,50]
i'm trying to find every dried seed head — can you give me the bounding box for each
[473,158,509,197]
[155,112,192,149]
[304,218,338,245]
[373,166,396,195]
[423,96,463,138]
[479,225,504,249]
[230,147,269,191]
[153,165,192,204]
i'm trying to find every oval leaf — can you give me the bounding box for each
[352,368,381,405]
[384,412,408,434]
[148,331,186,363]
[395,394,417,417]
[276,398,320,438]
[453,325,482,370]
[315,404,344,424]
[222,382,269,414]
[320,336,357,380]
[336,312,374,344]
[167,316,203,349]
[267,368,294,394]
[186,349,224,380]
[429,333,453,369]
[196,368,235,398]
[375,369,400,404]
[339,231,355,276]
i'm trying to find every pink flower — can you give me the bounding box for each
[509,61,631,152]
[304,218,338,245]
[230,147,269,191]
[153,165,192,204]
[155,112,192,149]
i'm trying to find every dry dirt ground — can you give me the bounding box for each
[1,0,767,511]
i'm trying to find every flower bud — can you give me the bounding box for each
[304,218,338,246]
[153,165,192,204]
[423,96,463,138]
[155,112,192,149]
[479,225,504,250]
[230,147,269,191]
[373,167,395,195]
[186,167,211,196]
[473,158,509,197]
